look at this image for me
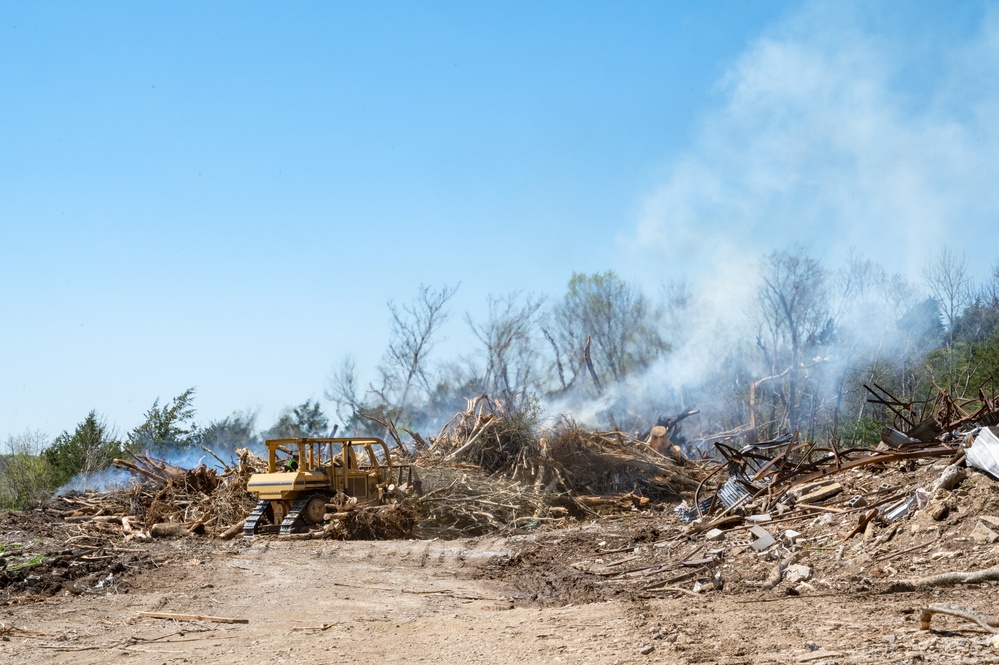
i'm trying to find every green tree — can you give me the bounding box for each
[43,411,123,488]
[0,431,55,509]
[128,388,198,453]
[553,271,666,387]
[195,409,259,450]
[263,399,330,439]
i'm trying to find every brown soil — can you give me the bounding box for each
[5,459,999,663]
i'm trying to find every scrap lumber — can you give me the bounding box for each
[793,482,843,505]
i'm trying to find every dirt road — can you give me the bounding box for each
[4,529,999,665]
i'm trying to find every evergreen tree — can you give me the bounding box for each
[44,411,122,487]
[128,388,198,453]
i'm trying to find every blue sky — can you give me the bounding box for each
[2,1,997,441]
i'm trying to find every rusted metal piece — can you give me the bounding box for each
[790,445,957,485]
[710,423,959,504]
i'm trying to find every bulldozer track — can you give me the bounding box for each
[243,499,271,538]
[279,497,312,535]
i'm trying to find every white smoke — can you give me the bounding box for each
[57,467,134,495]
[628,1,999,283]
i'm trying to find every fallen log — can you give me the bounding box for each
[218,520,245,541]
[64,515,122,524]
[150,523,189,539]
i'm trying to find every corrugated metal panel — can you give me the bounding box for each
[881,427,919,449]
[717,477,754,509]
[967,427,999,480]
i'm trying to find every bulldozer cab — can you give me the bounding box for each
[257,437,413,501]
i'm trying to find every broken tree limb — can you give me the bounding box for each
[356,411,405,452]
[199,445,230,471]
[138,612,248,624]
[583,336,603,396]
[645,586,702,598]
[218,520,246,541]
[840,508,878,544]
[919,604,999,634]
[443,420,494,462]
[889,564,999,592]
[403,428,430,451]
[186,512,214,535]
[112,458,167,483]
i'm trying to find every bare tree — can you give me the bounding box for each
[752,249,831,434]
[922,247,971,391]
[466,292,546,409]
[326,355,361,423]
[923,247,971,346]
[354,283,458,424]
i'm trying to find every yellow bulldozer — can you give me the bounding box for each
[243,437,419,538]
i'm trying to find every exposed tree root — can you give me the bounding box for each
[888,565,999,592]
[919,604,999,634]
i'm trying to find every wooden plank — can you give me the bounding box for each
[794,482,843,504]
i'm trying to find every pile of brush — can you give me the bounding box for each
[410,396,709,531]
[423,398,704,492]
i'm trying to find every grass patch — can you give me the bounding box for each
[7,553,48,570]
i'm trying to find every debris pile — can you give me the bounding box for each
[483,384,999,622]
[408,397,710,535]
[496,425,999,616]
[414,465,575,538]
[321,493,419,540]
[108,448,268,539]
[9,379,999,641]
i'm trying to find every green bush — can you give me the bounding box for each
[0,431,56,510]
[839,418,884,447]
